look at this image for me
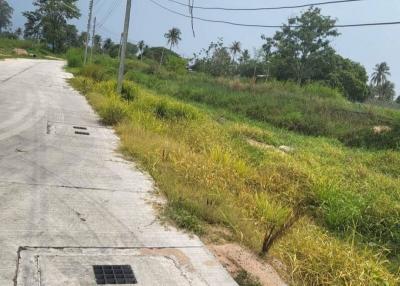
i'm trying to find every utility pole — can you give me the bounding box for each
[84,0,94,65]
[118,33,123,60]
[90,17,97,63]
[117,0,132,94]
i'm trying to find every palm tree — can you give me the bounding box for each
[165,27,182,50]
[138,40,145,61]
[160,27,182,66]
[239,49,250,63]
[378,81,396,101]
[371,62,391,87]
[229,41,242,62]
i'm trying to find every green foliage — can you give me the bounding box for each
[78,64,109,82]
[341,125,400,150]
[142,46,180,62]
[234,271,262,286]
[164,27,182,50]
[165,204,204,235]
[121,81,139,101]
[164,54,187,74]
[327,56,369,102]
[193,38,233,76]
[23,0,81,52]
[66,48,83,67]
[70,67,400,284]
[0,0,13,33]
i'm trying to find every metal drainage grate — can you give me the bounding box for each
[93,265,137,285]
[73,126,88,130]
[75,131,90,136]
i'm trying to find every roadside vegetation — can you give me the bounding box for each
[67,49,400,285]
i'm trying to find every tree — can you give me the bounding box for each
[229,41,241,62]
[0,0,13,34]
[371,62,390,87]
[396,96,400,104]
[266,7,339,84]
[93,34,102,53]
[161,27,182,66]
[65,24,78,47]
[328,55,369,102]
[239,49,250,64]
[15,27,23,39]
[78,31,88,47]
[102,38,114,54]
[192,38,232,76]
[371,80,396,101]
[370,62,392,100]
[138,40,146,61]
[23,0,81,52]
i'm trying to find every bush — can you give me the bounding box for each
[79,64,108,81]
[66,48,84,68]
[341,125,400,150]
[153,100,199,121]
[99,94,127,125]
[121,81,139,101]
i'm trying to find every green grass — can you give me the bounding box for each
[68,54,400,285]
[0,37,58,59]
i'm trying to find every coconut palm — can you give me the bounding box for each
[371,62,391,87]
[138,40,145,61]
[377,81,396,101]
[229,41,242,62]
[165,27,182,51]
[160,27,182,66]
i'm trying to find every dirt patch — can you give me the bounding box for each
[13,48,29,56]
[209,243,287,286]
[373,125,392,134]
[246,139,294,154]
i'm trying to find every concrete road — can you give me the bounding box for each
[0,59,237,286]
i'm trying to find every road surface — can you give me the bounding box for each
[0,59,236,286]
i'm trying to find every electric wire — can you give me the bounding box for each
[149,0,400,29]
[162,0,366,11]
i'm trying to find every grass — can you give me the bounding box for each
[0,37,58,59]
[69,69,400,285]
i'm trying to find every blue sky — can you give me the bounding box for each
[8,0,400,94]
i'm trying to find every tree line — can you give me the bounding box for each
[192,8,398,103]
[0,0,398,103]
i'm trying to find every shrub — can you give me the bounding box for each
[79,64,108,81]
[121,81,139,101]
[66,48,84,68]
[341,125,400,150]
[153,100,199,121]
[99,94,127,125]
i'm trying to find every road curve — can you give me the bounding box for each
[0,59,236,286]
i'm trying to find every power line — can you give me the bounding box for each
[162,0,366,11]
[148,0,400,29]
[97,0,123,28]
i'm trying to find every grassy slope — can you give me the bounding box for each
[69,55,400,285]
[0,38,57,60]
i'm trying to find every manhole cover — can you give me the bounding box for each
[93,265,137,284]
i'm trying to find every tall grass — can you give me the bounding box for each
[0,37,51,58]
[70,75,400,285]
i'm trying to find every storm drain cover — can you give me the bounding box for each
[75,131,90,136]
[93,265,137,284]
[73,126,88,130]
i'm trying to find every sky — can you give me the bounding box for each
[8,0,400,95]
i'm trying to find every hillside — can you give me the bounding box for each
[67,51,400,285]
